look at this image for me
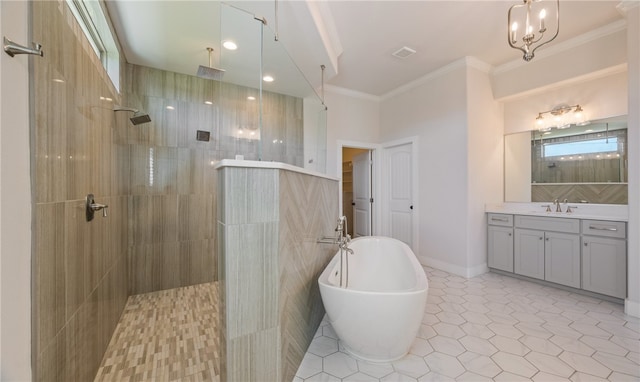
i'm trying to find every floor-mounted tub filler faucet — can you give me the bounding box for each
[336,216,353,254]
[317,216,354,288]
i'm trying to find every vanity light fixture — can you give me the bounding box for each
[508,0,559,61]
[535,104,589,131]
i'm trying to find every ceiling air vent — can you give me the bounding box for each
[392,46,417,59]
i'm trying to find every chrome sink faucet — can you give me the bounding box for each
[554,199,562,212]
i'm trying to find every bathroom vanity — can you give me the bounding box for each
[486,204,628,300]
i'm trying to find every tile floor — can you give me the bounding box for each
[294,267,640,381]
[94,282,219,382]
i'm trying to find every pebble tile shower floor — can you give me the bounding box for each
[94,268,639,381]
[94,282,219,382]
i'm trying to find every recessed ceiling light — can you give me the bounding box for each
[223,40,237,50]
[263,75,274,82]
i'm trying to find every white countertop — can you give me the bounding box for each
[486,202,628,222]
[214,159,339,181]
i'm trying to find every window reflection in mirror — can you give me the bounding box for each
[505,116,628,204]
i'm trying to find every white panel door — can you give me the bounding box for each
[386,143,413,247]
[352,151,372,237]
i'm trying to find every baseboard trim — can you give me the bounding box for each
[625,299,640,318]
[421,257,489,279]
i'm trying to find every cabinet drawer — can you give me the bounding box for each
[582,220,626,239]
[488,213,513,227]
[515,215,580,234]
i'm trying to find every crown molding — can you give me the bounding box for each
[495,63,628,102]
[617,0,640,14]
[324,84,381,102]
[381,57,469,101]
[492,19,628,76]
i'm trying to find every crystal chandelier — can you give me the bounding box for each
[508,0,560,61]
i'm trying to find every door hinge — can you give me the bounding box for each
[370,198,374,203]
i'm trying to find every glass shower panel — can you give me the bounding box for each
[218,2,327,174]
[260,23,326,170]
[219,4,262,161]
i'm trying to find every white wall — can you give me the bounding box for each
[503,70,628,134]
[624,3,639,317]
[379,61,471,274]
[466,65,504,274]
[0,0,33,379]
[492,26,627,100]
[324,86,380,178]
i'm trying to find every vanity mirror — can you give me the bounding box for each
[505,115,628,204]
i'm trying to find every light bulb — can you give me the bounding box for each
[539,9,546,31]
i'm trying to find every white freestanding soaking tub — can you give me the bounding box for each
[318,236,428,362]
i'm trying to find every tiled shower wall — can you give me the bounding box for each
[123,64,304,294]
[217,166,338,381]
[32,1,129,380]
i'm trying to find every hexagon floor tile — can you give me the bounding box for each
[295,267,640,381]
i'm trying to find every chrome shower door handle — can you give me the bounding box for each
[86,193,109,221]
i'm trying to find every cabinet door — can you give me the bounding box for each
[544,232,580,288]
[514,229,545,280]
[582,237,627,299]
[488,226,513,272]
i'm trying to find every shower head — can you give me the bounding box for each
[129,111,152,125]
[113,106,152,125]
[197,47,225,81]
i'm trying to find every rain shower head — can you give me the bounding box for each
[197,47,225,81]
[129,111,152,125]
[113,106,152,125]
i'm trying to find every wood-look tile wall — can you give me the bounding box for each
[531,183,628,204]
[217,166,338,381]
[32,1,129,381]
[124,64,304,295]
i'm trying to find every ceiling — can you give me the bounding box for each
[105,1,625,99]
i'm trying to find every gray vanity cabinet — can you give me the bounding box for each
[487,214,514,272]
[487,213,626,299]
[544,232,581,288]
[582,220,627,299]
[514,229,545,280]
[514,216,580,286]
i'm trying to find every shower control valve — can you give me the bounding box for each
[86,193,109,221]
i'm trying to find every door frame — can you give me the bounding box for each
[381,136,419,254]
[337,140,381,236]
